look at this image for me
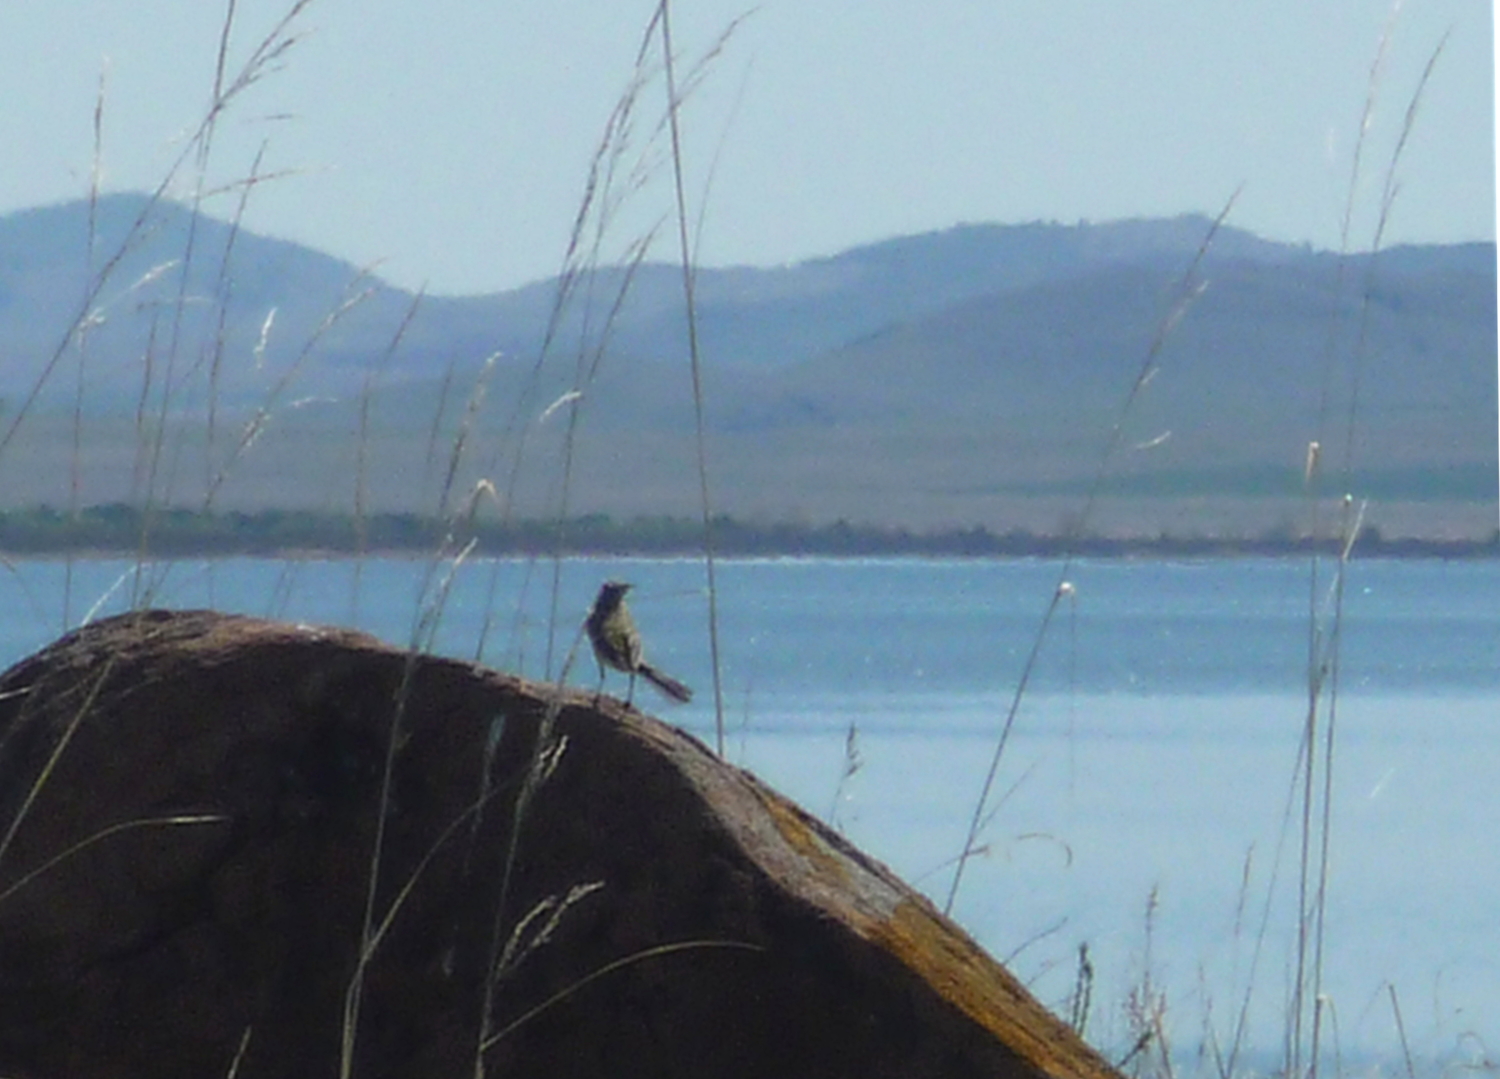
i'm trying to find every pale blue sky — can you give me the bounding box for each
[2,1,1494,294]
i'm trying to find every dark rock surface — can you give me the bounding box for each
[0,609,1123,1079]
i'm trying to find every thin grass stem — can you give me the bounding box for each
[943,193,1239,916]
[0,654,120,873]
[659,0,728,757]
[479,939,762,1052]
[0,813,228,908]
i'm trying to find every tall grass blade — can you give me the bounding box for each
[659,0,729,757]
[944,193,1239,915]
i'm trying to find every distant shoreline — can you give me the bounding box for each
[1,506,1494,560]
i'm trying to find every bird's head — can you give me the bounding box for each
[600,580,632,602]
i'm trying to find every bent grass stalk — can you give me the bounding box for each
[0,813,228,908]
[0,656,119,874]
[0,616,227,916]
[338,776,499,1079]
[479,939,764,1054]
[943,191,1240,917]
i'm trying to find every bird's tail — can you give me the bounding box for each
[638,663,693,704]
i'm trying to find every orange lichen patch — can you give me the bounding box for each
[735,757,1115,1079]
[675,719,1117,1079]
[866,898,1118,1079]
[760,790,852,883]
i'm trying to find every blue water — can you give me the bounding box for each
[1,555,1495,1071]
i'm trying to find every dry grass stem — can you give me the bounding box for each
[0,813,228,908]
[480,939,763,1053]
[944,194,1240,916]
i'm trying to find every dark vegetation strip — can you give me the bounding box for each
[0,504,1495,559]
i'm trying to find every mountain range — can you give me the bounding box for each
[0,193,1493,539]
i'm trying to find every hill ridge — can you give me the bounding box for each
[0,193,1492,538]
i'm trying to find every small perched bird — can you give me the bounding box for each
[585,580,692,707]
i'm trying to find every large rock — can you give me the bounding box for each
[0,609,1122,1079]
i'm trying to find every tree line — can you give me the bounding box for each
[0,503,1493,559]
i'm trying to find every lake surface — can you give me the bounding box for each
[2,554,1495,1073]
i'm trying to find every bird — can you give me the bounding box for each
[585,580,692,707]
